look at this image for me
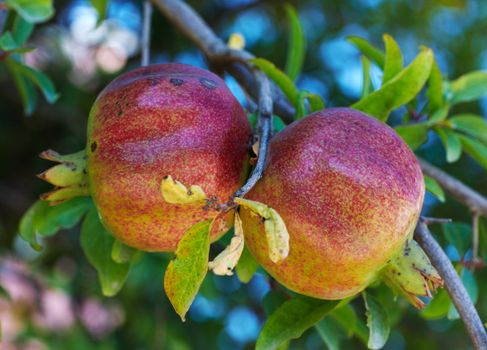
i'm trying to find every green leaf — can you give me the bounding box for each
[0,32,19,51]
[394,123,429,150]
[251,57,300,108]
[7,58,59,103]
[80,208,132,297]
[315,317,343,350]
[347,36,385,69]
[164,220,211,321]
[284,4,305,81]
[424,175,445,202]
[263,290,289,315]
[363,292,390,350]
[235,246,259,283]
[421,289,451,319]
[6,59,37,115]
[428,105,449,124]
[434,128,462,163]
[450,114,487,144]
[256,296,338,350]
[12,14,34,45]
[442,222,472,257]
[306,93,325,112]
[352,49,433,121]
[361,56,373,98]
[382,34,403,84]
[19,198,93,250]
[449,71,487,105]
[90,0,109,22]
[111,239,139,264]
[6,0,54,24]
[426,58,444,112]
[458,134,487,170]
[447,268,478,320]
[331,304,368,344]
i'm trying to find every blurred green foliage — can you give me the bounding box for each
[0,0,487,349]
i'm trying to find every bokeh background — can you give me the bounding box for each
[1,0,486,349]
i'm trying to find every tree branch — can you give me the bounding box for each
[415,220,487,349]
[141,0,153,67]
[419,158,487,217]
[150,1,487,347]
[150,0,295,124]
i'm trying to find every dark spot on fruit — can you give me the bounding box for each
[163,175,169,179]
[117,109,123,117]
[91,142,98,152]
[148,78,159,86]
[170,78,184,86]
[200,78,217,89]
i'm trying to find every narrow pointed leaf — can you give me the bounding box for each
[449,71,487,105]
[352,49,433,121]
[382,34,403,84]
[111,240,139,264]
[6,0,54,24]
[394,122,428,150]
[449,114,487,144]
[251,57,300,107]
[427,58,444,112]
[164,220,212,321]
[6,59,37,115]
[306,93,325,112]
[347,36,385,69]
[424,175,445,202]
[434,128,462,163]
[256,296,338,350]
[458,134,487,170]
[236,246,259,283]
[361,56,373,97]
[284,4,305,81]
[12,14,34,45]
[81,208,132,297]
[363,292,390,350]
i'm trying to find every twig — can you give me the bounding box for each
[141,0,153,67]
[232,70,272,199]
[415,220,487,350]
[421,217,452,225]
[472,211,480,270]
[419,158,487,217]
[150,0,295,124]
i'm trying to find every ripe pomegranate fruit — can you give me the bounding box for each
[39,63,251,252]
[239,108,442,306]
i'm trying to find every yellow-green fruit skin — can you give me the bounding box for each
[240,108,424,300]
[86,64,250,252]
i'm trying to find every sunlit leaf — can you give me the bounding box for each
[361,56,373,97]
[427,58,444,112]
[449,114,487,144]
[458,134,487,170]
[382,34,403,84]
[284,4,305,81]
[251,57,300,108]
[424,175,445,202]
[363,292,390,350]
[164,220,212,321]
[81,208,132,296]
[6,0,54,24]
[347,36,385,69]
[111,239,139,264]
[394,122,428,150]
[330,303,368,344]
[448,71,487,105]
[256,296,338,350]
[352,49,433,121]
[434,128,462,163]
[306,92,325,112]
